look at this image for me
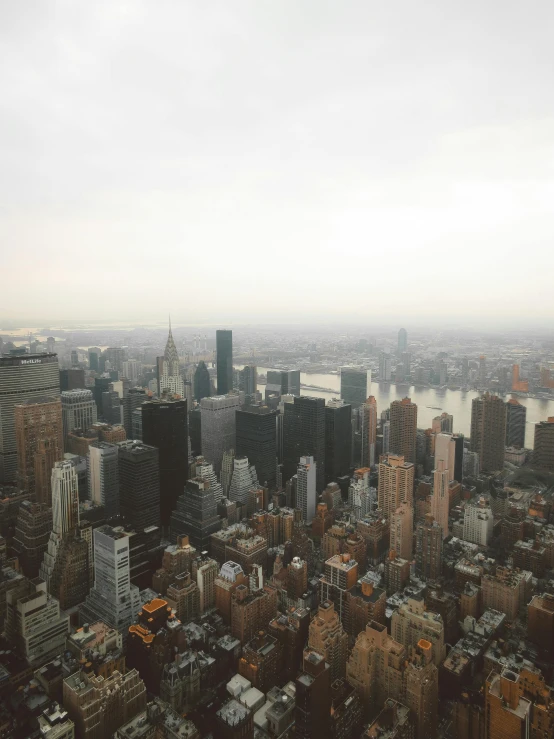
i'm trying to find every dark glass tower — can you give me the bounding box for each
[324,402,352,484]
[283,396,326,491]
[142,398,188,528]
[505,398,526,449]
[117,440,160,530]
[216,330,233,395]
[236,405,278,489]
[194,360,211,401]
[339,368,368,409]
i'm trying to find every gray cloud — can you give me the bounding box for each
[1,1,553,325]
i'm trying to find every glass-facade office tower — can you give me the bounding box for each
[340,368,368,409]
[239,365,257,395]
[122,387,147,438]
[236,405,278,489]
[283,396,326,492]
[200,394,240,476]
[265,369,301,399]
[398,328,408,353]
[324,400,352,484]
[194,360,211,401]
[0,353,60,484]
[505,398,526,449]
[118,440,160,530]
[141,398,188,528]
[216,330,233,395]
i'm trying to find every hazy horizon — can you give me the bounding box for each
[2,2,554,323]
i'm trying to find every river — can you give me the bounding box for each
[243,367,554,449]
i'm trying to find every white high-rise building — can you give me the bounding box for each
[160,321,185,398]
[379,351,392,382]
[228,456,259,505]
[296,456,317,523]
[51,461,79,536]
[220,449,235,496]
[463,498,494,546]
[87,442,119,517]
[61,389,97,441]
[5,578,69,668]
[200,395,240,475]
[121,360,142,384]
[431,458,450,540]
[435,432,455,475]
[40,460,80,592]
[80,525,141,637]
[348,468,375,519]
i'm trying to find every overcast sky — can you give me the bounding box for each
[1,1,553,327]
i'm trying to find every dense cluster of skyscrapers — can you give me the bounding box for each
[0,324,553,739]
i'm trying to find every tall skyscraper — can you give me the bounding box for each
[13,500,53,578]
[60,368,85,391]
[431,458,449,539]
[265,369,301,400]
[478,355,487,387]
[434,432,455,476]
[88,347,101,371]
[283,396,326,491]
[40,461,89,609]
[61,389,97,443]
[505,398,526,449]
[295,649,331,739]
[142,397,188,528]
[239,364,257,395]
[228,456,259,505]
[0,353,60,483]
[200,394,240,475]
[14,397,63,505]
[159,321,185,398]
[193,360,211,401]
[236,405,277,489]
[296,456,317,523]
[389,504,413,560]
[398,328,408,353]
[470,393,506,472]
[415,514,442,581]
[87,442,120,517]
[122,387,147,438]
[324,400,352,484]
[118,440,160,530]
[50,461,80,536]
[80,525,142,634]
[378,351,392,382]
[389,398,417,463]
[308,600,348,682]
[360,396,378,467]
[533,418,554,471]
[216,329,233,395]
[340,367,369,408]
[170,477,221,551]
[377,454,414,520]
